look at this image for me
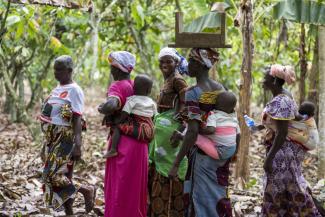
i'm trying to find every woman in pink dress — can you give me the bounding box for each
[98,51,148,217]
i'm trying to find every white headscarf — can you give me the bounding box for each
[158,47,181,62]
[108,51,136,73]
[158,47,188,75]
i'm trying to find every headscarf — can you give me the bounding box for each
[270,64,296,85]
[108,51,136,73]
[189,48,219,68]
[158,47,188,75]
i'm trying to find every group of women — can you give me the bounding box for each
[40,48,323,217]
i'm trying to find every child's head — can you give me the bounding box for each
[299,101,315,117]
[134,74,153,96]
[215,91,237,114]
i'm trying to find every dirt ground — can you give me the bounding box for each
[0,88,324,217]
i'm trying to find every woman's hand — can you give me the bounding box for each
[168,164,179,179]
[170,130,184,148]
[98,103,105,113]
[99,98,119,115]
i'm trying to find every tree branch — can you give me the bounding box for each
[0,0,11,45]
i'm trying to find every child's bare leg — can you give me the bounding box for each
[103,127,120,158]
[79,185,96,213]
[64,198,74,215]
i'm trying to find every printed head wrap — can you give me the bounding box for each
[108,51,136,73]
[270,64,296,85]
[158,47,188,75]
[189,48,219,68]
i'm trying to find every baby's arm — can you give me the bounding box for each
[114,111,129,125]
[200,112,217,135]
[199,125,215,135]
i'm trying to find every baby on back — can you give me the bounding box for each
[288,101,319,150]
[170,91,240,160]
[197,91,240,160]
[254,100,319,151]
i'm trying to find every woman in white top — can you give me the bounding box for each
[39,55,96,215]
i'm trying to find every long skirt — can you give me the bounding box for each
[41,123,80,210]
[104,135,148,217]
[148,165,184,217]
[187,148,233,217]
[262,141,322,217]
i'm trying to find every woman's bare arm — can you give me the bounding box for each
[169,119,199,178]
[264,120,288,173]
[98,97,120,115]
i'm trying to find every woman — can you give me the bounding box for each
[98,51,148,217]
[39,55,95,215]
[148,47,188,217]
[260,65,321,216]
[169,48,233,217]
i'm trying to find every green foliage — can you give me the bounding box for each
[184,12,222,33]
[0,0,320,122]
[273,0,325,25]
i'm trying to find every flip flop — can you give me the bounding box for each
[85,185,97,213]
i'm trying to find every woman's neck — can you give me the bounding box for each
[116,75,130,81]
[60,79,73,85]
[164,71,175,80]
[271,87,284,97]
[196,70,209,85]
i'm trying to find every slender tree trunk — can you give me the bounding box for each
[235,0,254,184]
[89,4,99,80]
[299,24,307,104]
[317,26,325,179]
[17,70,24,122]
[308,30,319,125]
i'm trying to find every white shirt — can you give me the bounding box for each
[122,95,157,118]
[40,83,84,126]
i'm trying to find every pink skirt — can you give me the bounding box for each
[104,135,148,217]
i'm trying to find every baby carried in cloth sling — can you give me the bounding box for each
[263,113,319,151]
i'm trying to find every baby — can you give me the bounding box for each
[254,101,319,151]
[296,101,315,120]
[103,74,157,158]
[290,101,319,150]
[171,91,240,160]
[197,91,240,159]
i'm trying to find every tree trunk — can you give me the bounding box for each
[17,70,25,122]
[308,30,319,125]
[299,24,307,104]
[317,25,325,179]
[89,4,99,80]
[235,0,254,185]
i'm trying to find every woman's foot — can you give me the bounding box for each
[83,185,97,213]
[103,150,118,158]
